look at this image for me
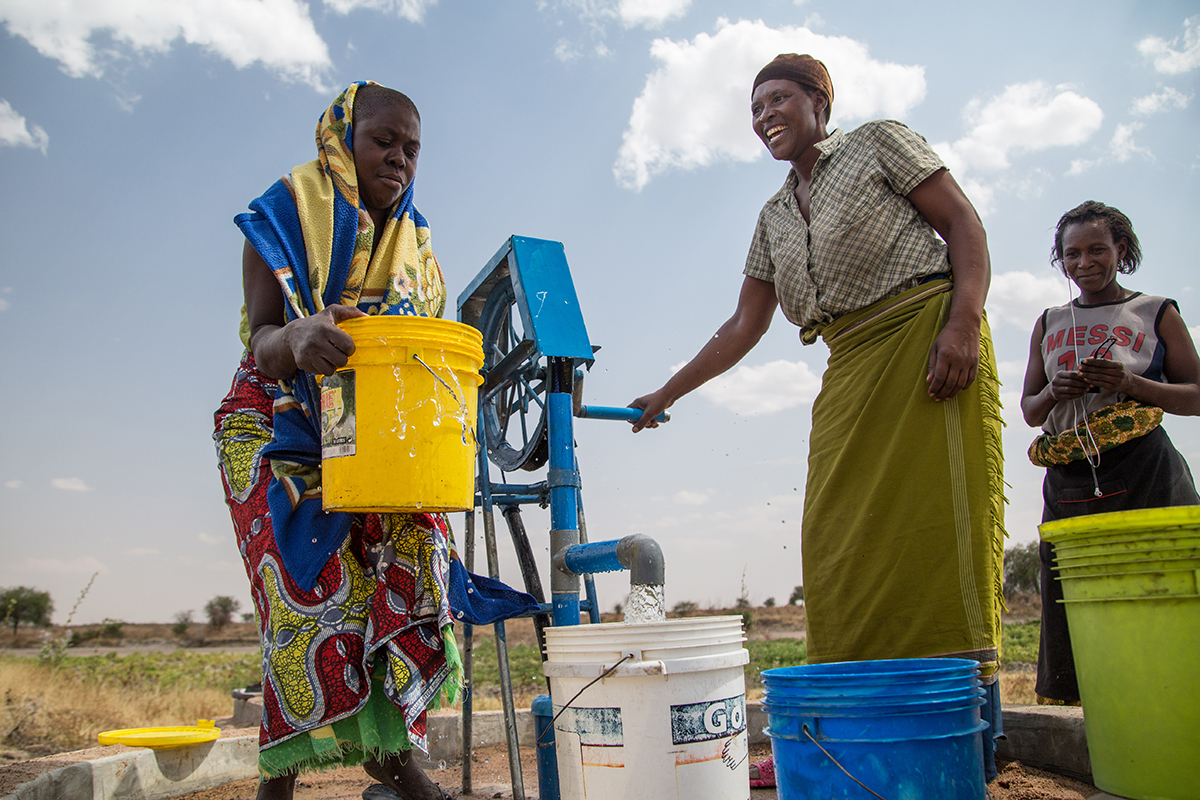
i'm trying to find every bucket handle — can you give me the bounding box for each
[802,724,889,800]
[413,354,461,404]
[537,654,633,745]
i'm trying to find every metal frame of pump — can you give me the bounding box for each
[457,236,666,800]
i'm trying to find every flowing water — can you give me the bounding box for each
[623,584,666,624]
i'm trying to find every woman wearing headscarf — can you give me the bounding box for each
[630,54,1005,786]
[214,82,456,800]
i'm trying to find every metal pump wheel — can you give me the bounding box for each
[476,274,549,472]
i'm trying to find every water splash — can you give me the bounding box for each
[623,584,665,624]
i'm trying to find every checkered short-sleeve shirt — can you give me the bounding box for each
[744,120,952,338]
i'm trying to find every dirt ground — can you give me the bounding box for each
[168,742,1097,800]
[172,742,538,800]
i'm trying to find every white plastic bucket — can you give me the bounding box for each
[543,616,751,800]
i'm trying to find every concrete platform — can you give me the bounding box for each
[6,699,1106,799]
[3,735,257,800]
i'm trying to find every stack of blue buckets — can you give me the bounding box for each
[761,658,988,800]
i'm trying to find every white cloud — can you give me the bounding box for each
[935,82,1103,175]
[616,0,690,29]
[554,38,582,62]
[25,555,108,574]
[986,270,1070,329]
[1189,324,1200,344]
[5,480,22,489]
[1138,16,1200,75]
[0,0,333,89]
[1131,86,1192,116]
[1067,123,1153,176]
[681,357,823,415]
[0,99,48,153]
[673,489,709,505]
[126,547,159,556]
[931,81,1103,215]
[323,0,436,23]
[198,532,226,545]
[51,477,92,492]
[614,18,926,190]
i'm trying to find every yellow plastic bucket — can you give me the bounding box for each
[1041,505,1200,800]
[320,316,483,513]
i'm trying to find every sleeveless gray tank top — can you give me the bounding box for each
[1040,292,1174,435]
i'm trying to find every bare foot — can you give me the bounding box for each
[256,772,296,800]
[363,752,451,800]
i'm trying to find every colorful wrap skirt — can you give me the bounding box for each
[213,352,459,777]
[804,280,1006,679]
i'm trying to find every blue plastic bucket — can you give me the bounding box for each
[763,659,987,800]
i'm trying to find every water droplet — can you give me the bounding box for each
[409,448,417,457]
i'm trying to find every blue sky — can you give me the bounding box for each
[1,0,1197,624]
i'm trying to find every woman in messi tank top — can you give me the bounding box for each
[1020,200,1200,702]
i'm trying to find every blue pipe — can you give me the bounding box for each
[576,405,669,423]
[531,695,560,800]
[546,373,581,628]
[562,541,623,575]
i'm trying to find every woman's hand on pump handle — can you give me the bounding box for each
[629,389,673,432]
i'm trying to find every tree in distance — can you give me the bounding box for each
[1003,541,1040,597]
[205,596,241,630]
[1,586,54,636]
[788,585,804,605]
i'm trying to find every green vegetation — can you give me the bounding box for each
[205,596,241,630]
[58,651,261,694]
[745,638,808,689]
[465,642,545,698]
[1001,620,1040,665]
[172,611,194,637]
[1,586,54,635]
[1004,541,1040,597]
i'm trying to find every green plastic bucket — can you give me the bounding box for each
[1041,506,1200,800]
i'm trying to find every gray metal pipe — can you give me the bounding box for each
[615,534,664,586]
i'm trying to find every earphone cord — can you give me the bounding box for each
[1067,289,1104,497]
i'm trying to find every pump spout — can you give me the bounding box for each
[615,534,664,587]
[554,534,665,586]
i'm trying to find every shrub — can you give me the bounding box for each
[171,611,193,637]
[671,600,698,615]
[764,597,776,608]
[788,585,804,605]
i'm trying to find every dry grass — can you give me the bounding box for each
[999,666,1037,705]
[0,659,242,757]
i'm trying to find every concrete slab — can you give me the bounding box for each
[996,703,1091,783]
[3,734,258,800]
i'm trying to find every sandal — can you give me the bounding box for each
[749,757,776,789]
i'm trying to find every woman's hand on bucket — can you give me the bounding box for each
[243,240,366,379]
[285,305,367,377]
